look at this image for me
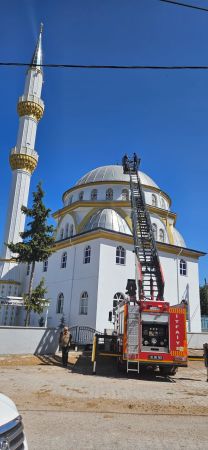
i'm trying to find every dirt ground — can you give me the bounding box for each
[0,352,208,449]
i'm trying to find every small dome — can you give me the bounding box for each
[76,165,159,189]
[83,209,132,235]
[172,228,186,248]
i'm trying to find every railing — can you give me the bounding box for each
[70,326,101,345]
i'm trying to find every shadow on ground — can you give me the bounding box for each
[37,352,175,383]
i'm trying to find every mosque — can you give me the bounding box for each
[0,27,205,332]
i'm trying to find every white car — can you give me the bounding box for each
[0,393,28,449]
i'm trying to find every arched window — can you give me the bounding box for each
[159,229,165,243]
[84,245,91,264]
[61,252,67,269]
[27,263,30,276]
[43,259,48,272]
[65,224,69,239]
[122,189,129,201]
[152,223,157,241]
[56,293,64,314]
[68,196,73,205]
[106,188,113,201]
[70,224,74,237]
[152,194,157,207]
[91,189,97,201]
[180,259,187,276]
[160,197,166,209]
[116,246,126,265]
[79,291,88,315]
[60,228,64,240]
[79,191,84,201]
[1,285,5,296]
[14,286,17,296]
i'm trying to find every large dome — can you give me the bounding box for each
[76,165,159,189]
[83,208,132,235]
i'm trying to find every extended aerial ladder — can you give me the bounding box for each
[122,154,164,302]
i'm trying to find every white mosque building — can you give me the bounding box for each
[0,27,205,332]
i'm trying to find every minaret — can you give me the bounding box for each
[1,24,44,272]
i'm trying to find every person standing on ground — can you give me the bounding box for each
[59,326,71,367]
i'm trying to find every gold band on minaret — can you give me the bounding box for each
[10,153,38,174]
[17,99,44,121]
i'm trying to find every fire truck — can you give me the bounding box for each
[92,154,188,376]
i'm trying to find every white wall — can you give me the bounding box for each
[0,327,59,355]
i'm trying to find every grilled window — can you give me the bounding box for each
[65,223,69,238]
[152,194,157,207]
[79,191,84,201]
[79,291,88,315]
[180,259,187,276]
[160,197,166,209]
[43,259,48,272]
[106,188,113,200]
[122,189,129,201]
[61,252,67,268]
[84,245,91,264]
[91,189,97,200]
[60,228,64,240]
[116,246,126,265]
[57,293,64,314]
[70,224,74,237]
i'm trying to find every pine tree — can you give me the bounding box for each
[24,278,49,325]
[8,182,55,325]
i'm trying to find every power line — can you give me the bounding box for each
[160,0,208,13]
[1,62,208,70]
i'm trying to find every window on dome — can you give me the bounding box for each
[106,188,113,201]
[56,293,64,314]
[159,229,165,243]
[79,291,88,315]
[8,285,12,296]
[68,196,73,205]
[61,252,67,269]
[180,259,187,276]
[83,245,91,264]
[160,197,166,209]
[65,223,69,239]
[43,259,48,272]
[1,285,5,296]
[70,224,74,237]
[152,194,157,207]
[91,189,97,201]
[122,189,129,201]
[79,191,84,201]
[60,228,64,240]
[116,246,126,265]
[152,223,157,241]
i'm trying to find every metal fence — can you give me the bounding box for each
[202,316,208,331]
[70,326,101,346]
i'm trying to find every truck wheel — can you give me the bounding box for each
[160,366,178,377]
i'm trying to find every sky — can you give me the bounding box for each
[0,0,207,283]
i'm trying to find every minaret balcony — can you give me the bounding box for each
[17,95,44,121]
[10,147,38,174]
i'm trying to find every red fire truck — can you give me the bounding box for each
[114,154,187,375]
[92,154,187,376]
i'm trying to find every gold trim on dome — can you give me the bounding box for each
[53,229,205,259]
[17,100,44,121]
[10,153,37,174]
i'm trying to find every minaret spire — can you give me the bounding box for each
[0,24,45,280]
[31,23,43,69]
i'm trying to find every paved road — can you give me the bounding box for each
[0,353,207,449]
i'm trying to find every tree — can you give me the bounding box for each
[24,278,49,325]
[8,182,55,325]
[200,283,208,316]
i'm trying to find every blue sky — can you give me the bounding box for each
[0,0,207,283]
